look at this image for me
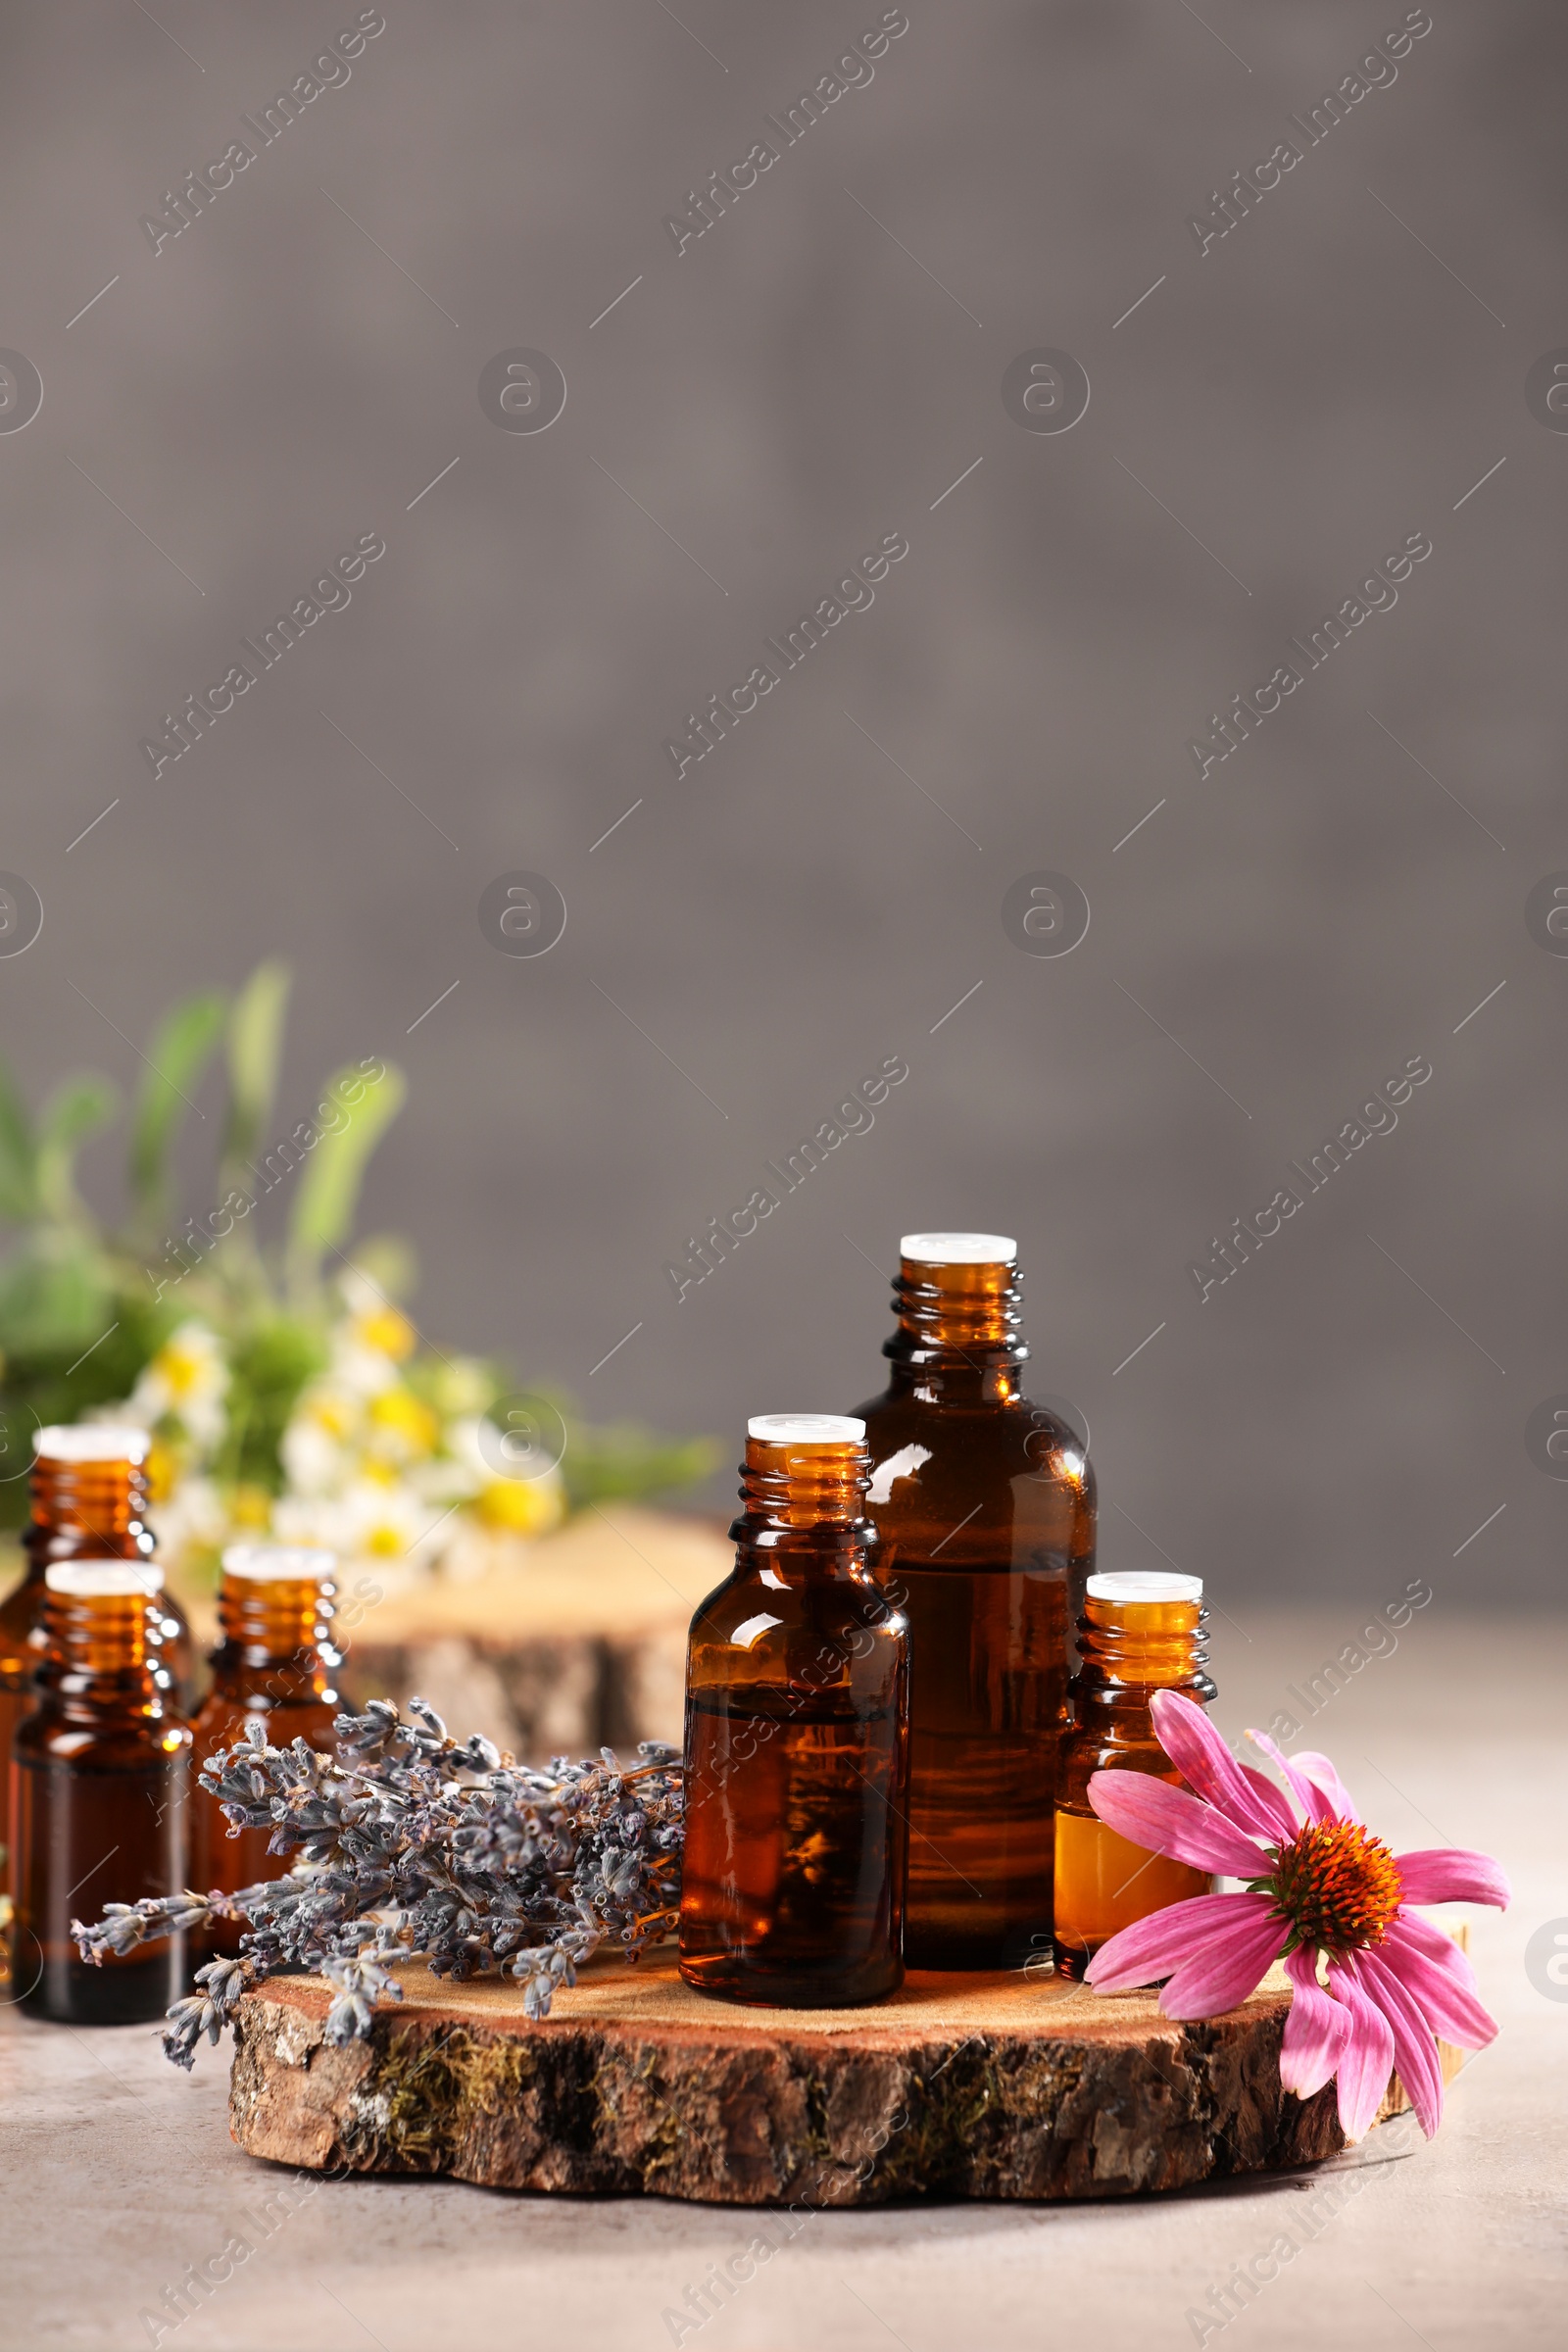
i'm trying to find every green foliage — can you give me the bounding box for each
[0,1059,36,1223]
[563,1417,721,1509]
[34,1076,117,1225]
[220,961,291,1188]
[220,1315,330,1494]
[0,961,714,1535]
[129,991,227,1225]
[0,1231,116,1360]
[287,1061,407,1285]
[0,1253,171,1451]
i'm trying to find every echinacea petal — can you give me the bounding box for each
[1086,1772,1271,1878]
[1158,1894,1287,2019]
[1148,1690,1294,1845]
[1237,1763,1300,1842]
[1286,1750,1361,1824]
[1085,1890,1270,1994]
[1351,1948,1445,2138]
[1280,1944,1352,2098]
[1394,1848,1512,1909]
[1380,1913,1499,2050]
[1326,1957,1396,2139]
[1247,1729,1341,1824]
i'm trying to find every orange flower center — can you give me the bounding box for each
[1269,1820,1403,1956]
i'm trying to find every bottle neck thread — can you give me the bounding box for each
[44,1584,155,1682]
[1076,1596,1212,1694]
[732,1436,874,1551]
[25,1457,154,1568]
[217,1572,337,1663]
[882,1254,1028,1386]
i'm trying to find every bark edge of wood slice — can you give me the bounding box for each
[228,1956,1446,2203]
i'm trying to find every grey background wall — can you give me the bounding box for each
[3,2,1563,1616]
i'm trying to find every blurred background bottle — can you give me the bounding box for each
[856,1235,1096,1970]
[188,1543,341,1960]
[10,1560,192,2024]
[1053,1570,1215,1981]
[680,1414,908,2005]
[1,1426,190,1894]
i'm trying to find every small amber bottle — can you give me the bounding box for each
[679,1415,909,2006]
[1052,1571,1216,1981]
[10,1561,193,2023]
[856,1235,1096,1969]
[188,1544,342,1957]
[1,1426,191,1891]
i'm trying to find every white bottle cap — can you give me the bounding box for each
[900,1233,1017,1264]
[1087,1570,1202,1605]
[221,1543,337,1583]
[34,1424,151,1464]
[748,1415,866,1446]
[45,1560,165,1597]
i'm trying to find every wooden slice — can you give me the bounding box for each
[228,1954,1436,2202]
[161,1506,728,1756]
[322,1506,723,1757]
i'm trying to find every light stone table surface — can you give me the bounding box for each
[3,1613,1563,2352]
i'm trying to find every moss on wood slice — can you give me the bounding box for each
[228,1957,1433,2203]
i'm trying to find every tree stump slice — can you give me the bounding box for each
[229,1956,1433,2203]
[333,1506,724,1759]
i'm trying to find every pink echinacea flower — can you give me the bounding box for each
[1082,1690,1510,2139]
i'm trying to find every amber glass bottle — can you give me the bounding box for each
[679,1415,909,2006]
[856,1234,1096,1970]
[1053,1571,1215,1981]
[1,1426,191,1894]
[188,1544,341,1958]
[10,1561,192,2023]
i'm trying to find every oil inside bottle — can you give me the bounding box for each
[678,1414,909,2006]
[1053,1569,1215,1981]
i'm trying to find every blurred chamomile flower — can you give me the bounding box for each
[128,1321,229,1450]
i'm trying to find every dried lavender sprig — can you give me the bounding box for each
[72,1886,255,1959]
[73,1701,686,2068]
[162,1955,257,2070]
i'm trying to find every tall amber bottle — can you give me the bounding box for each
[855,1235,1096,1969]
[10,1561,192,2023]
[1,1426,191,1893]
[1053,1571,1215,1980]
[188,1544,341,1957]
[679,1415,909,2006]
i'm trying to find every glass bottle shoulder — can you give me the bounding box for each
[855,1382,1096,1562]
[858,1382,1092,1476]
[14,1699,192,1771]
[686,1560,906,1709]
[201,1643,341,1706]
[0,1566,47,1683]
[189,1680,340,1758]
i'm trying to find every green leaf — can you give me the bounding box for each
[221,1313,330,1492]
[0,1055,37,1223]
[0,1230,116,1355]
[34,1077,118,1226]
[286,1059,406,1281]
[562,1419,721,1509]
[221,961,292,1176]
[130,991,227,1218]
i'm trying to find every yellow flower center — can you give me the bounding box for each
[1269,1820,1403,1956]
[368,1389,438,1448]
[145,1438,178,1503]
[476,1477,563,1536]
[309,1394,356,1440]
[355,1307,415,1361]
